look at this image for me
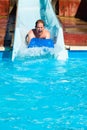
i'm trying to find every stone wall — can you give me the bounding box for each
[59,0,81,17]
[0,0,10,16]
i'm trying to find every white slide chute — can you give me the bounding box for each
[12,0,68,61]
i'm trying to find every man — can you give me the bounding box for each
[26,19,50,44]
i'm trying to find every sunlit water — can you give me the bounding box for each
[0,54,87,130]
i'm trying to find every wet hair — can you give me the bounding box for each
[35,19,45,27]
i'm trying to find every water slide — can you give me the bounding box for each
[12,0,68,61]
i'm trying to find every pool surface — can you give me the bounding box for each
[0,53,87,130]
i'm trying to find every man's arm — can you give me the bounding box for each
[25,30,34,44]
[25,34,29,44]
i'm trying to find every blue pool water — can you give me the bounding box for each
[0,54,87,130]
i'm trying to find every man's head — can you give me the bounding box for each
[35,19,45,34]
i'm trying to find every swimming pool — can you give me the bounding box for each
[0,52,87,130]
